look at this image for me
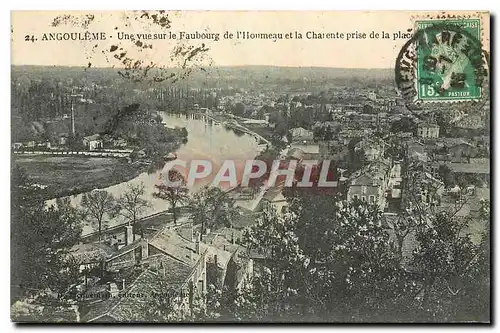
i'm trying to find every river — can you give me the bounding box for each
[65,112,263,235]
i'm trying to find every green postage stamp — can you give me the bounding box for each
[414,18,484,102]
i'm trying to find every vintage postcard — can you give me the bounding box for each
[10,11,490,323]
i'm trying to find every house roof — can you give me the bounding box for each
[262,187,286,203]
[200,241,233,269]
[82,269,167,322]
[83,255,196,322]
[242,119,268,125]
[355,137,384,150]
[83,134,101,141]
[453,113,484,129]
[418,122,439,129]
[149,228,200,265]
[290,143,320,154]
[287,148,305,160]
[349,160,390,186]
[290,127,313,138]
[148,255,194,287]
[69,243,116,264]
[207,230,241,253]
[438,138,472,147]
[448,162,490,174]
[469,158,490,164]
[411,151,428,162]
[231,212,262,230]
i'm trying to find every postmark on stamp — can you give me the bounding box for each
[395,15,489,107]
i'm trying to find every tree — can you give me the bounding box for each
[242,199,415,322]
[153,169,189,225]
[118,182,150,239]
[363,104,374,114]
[232,102,245,117]
[11,165,82,300]
[389,207,423,262]
[411,211,488,322]
[127,279,223,322]
[282,190,341,262]
[242,207,315,320]
[188,186,238,236]
[316,200,415,321]
[290,107,314,129]
[347,139,367,174]
[390,117,417,134]
[435,111,456,137]
[80,190,118,243]
[251,146,281,188]
[438,164,455,188]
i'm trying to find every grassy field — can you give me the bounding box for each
[13,155,148,199]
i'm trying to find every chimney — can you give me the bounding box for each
[248,259,254,277]
[125,226,133,246]
[121,279,126,291]
[71,100,75,136]
[141,240,149,259]
[195,232,201,254]
[214,255,218,268]
[107,282,119,298]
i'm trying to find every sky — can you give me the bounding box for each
[11,11,490,68]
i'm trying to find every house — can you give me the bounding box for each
[68,243,116,274]
[83,134,103,150]
[395,132,413,138]
[448,161,490,186]
[347,159,391,210]
[448,141,475,159]
[453,113,485,130]
[417,122,440,139]
[81,227,208,322]
[289,142,320,160]
[81,256,203,322]
[135,149,147,159]
[407,140,429,163]
[290,127,314,143]
[199,229,254,292]
[59,134,69,146]
[199,239,233,289]
[241,119,269,128]
[287,148,305,161]
[12,142,23,150]
[418,172,445,205]
[469,157,489,165]
[113,138,128,148]
[387,161,402,200]
[354,138,385,162]
[258,187,288,215]
[37,141,51,149]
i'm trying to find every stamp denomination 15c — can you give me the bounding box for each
[414,18,485,102]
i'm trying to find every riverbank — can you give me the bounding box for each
[13,155,152,200]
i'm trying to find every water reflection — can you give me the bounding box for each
[55,112,262,235]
